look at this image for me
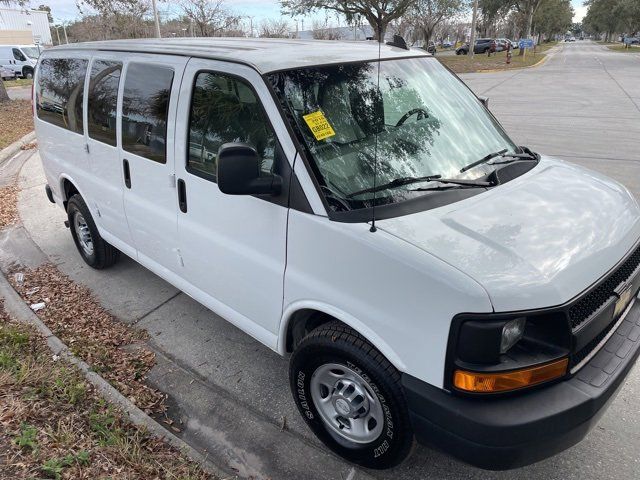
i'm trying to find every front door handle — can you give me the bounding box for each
[177,178,187,213]
[123,159,131,188]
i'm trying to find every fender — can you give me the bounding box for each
[278,299,407,373]
[58,173,103,232]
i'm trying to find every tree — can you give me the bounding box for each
[180,0,239,37]
[259,19,291,38]
[406,0,465,47]
[533,0,573,42]
[280,0,413,41]
[77,0,151,39]
[37,4,54,23]
[583,0,623,41]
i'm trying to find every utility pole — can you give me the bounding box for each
[469,0,478,58]
[62,23,69,44]
[54,25,61,45]
[151,0,161,38]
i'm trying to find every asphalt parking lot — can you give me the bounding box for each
[6,41,640,479]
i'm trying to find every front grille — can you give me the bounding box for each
[571,315,619,368]
[568,243,640,330]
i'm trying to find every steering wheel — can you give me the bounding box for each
[395,108,429,127]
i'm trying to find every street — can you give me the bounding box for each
[5,41,640,479]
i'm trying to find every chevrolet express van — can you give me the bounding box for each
[34,39,640,470]
[0,44,40,78]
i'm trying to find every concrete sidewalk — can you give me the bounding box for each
[6,40,640,480]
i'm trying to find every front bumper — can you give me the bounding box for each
[402,295,640,470]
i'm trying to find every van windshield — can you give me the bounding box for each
[20,47,40,59]
[268,57,517,211]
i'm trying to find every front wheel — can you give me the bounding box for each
[289,322,414,469]
[22,67,33,79]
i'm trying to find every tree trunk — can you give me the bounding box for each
[0,81,9,103]
[519,7,535,56]
[364,13,386,43]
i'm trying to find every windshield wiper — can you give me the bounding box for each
[347,175,492,198]
[411,182,490,192]
[489,150,539,165]
[460,149,508,173]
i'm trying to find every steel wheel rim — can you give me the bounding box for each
[310,363,384,444]
[74,212,94,256]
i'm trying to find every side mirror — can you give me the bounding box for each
[479,96,489,109]
[217,143,282,196]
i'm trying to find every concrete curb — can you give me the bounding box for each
[0,270,235,480]
[0,130,36,165]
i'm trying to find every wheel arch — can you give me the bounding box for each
[278,301,407,373]
[59,174,85,210]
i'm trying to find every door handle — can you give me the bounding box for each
[177,178,187,213]
[123,159,131,189]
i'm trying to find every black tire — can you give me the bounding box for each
[22,67,33,79]
[67,194,119,269]
[289,322,414,469]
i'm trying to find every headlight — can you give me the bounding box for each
[449,312,571,394]
[500,317,526,354]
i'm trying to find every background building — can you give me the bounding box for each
[0,8,52,46]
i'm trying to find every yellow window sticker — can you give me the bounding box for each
[302,110,336,141]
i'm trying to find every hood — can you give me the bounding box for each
[378,157,640,311]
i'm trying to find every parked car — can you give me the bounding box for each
[34,38,640,471]
[456,38,496,55]
[441,40,453,48]
[495,38,510,51]
[1,65,16,80]
[423,41,437,55]
[0,44,41,79]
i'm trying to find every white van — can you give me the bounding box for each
[34,38,640,470]
[0,44,40,78]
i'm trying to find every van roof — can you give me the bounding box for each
[46,37,429,73]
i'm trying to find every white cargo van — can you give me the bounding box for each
[34,38,640,470]
[0,44,40,78]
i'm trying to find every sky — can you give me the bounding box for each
[42,0,588,26]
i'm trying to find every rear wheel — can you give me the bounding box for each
[67,194,119,269]
[289,322,414,469]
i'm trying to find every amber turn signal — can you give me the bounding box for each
[453,358,569,393]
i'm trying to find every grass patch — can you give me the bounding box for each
[605,44,640,53]
[0,300,214,479]
[0,99,33,149]
[3,78,33,88]
[438,46,552,74]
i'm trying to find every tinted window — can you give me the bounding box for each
[188,72,276,179]
[36,57,88,134]
[121,63,174,163]
[87,60,121,147]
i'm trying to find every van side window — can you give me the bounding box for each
[87,60,122,147]
[36,58,88,134]
[121,63,174,164]
[12,48,26,61]
[187,72,276,180]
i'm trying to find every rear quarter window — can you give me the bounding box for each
[36,57,88,134]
